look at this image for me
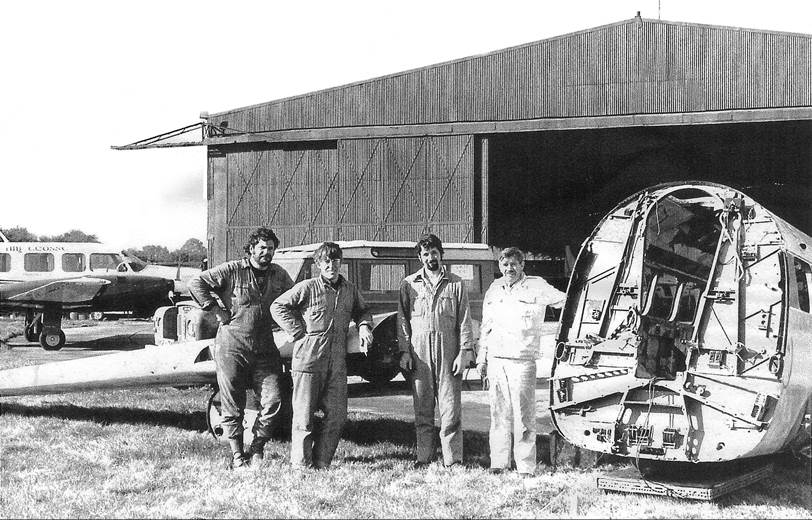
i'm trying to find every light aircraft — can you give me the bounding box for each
[550,181,812,464]
[0,231,175,350]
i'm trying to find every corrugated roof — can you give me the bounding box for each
[203,17,812,144]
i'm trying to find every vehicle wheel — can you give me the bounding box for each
[361,364,401,386]
[39,330,65,351]
[359,314,401,385]
[90,311,104,321]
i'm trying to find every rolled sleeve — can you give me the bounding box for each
[188,263,232,310]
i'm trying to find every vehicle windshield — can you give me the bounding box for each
[274,257,305,283]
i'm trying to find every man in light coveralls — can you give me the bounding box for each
[398,233,475,467]
[477,247,564,476]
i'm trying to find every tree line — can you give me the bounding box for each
[0,227,207,266]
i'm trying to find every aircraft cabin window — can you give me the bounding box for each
[90,253,122,271]
[24,253,54,272]
[0,253,10,272]
[62,253,86,273]
[793,258,811,312]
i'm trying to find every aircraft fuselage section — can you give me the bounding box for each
[551,181,812,463]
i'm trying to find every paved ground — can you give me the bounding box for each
[0,317,554,435]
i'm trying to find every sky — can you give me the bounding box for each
[1,0,809,250]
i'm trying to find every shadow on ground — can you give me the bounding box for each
[1,401,209,432]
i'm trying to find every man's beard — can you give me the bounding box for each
[426,260,439,271]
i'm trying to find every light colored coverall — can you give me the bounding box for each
[188,259,293,443]
[398,268,474,465]
[271,275,372,468]
[477,274,564,473]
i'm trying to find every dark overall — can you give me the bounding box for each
[188,259,293,443]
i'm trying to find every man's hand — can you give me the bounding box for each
[399,351,413,372]
[452,350,474,377]
[212,307,231,325]
[358,324,374,349]
[477,362,487,380]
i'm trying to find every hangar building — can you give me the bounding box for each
[118,16,812,266]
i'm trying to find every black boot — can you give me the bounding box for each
[228,438,248,469]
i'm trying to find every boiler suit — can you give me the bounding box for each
[398,268,474,466]
[271,275,372,468]
[477,274,564,473]
[188,259,293,444]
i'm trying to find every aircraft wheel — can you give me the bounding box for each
[25,327,39,342]
[90,312,104,321]
[206,389,259,447]
[25,315,43,342]
[206,389,226,441]
[39,330,65,351]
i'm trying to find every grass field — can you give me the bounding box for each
[1,321,811,518]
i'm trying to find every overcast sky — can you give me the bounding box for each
[1,0,809,250]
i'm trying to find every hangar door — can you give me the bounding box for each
[207,135,477,264]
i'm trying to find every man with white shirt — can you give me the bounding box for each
[477,247,564,476]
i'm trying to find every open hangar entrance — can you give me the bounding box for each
[485,120,812,259]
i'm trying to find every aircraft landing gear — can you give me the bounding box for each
[39,328,66,351]
[37,309,66,351]
[24,310,43,342]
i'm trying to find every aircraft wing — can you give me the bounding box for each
[0,277,111,305]
[0,340,217,397]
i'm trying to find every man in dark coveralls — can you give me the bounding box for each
[188,227,293,469]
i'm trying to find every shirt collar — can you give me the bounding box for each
[416,265,447,281]
[319,274,344,290]
[501,272,527,290]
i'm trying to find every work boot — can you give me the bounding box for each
[228,452,249,470]
[227,437,248,470]
[248,438,267,468]
[249,450,264,468]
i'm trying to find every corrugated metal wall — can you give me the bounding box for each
[211,19,811,132]
[209,135,475,262]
